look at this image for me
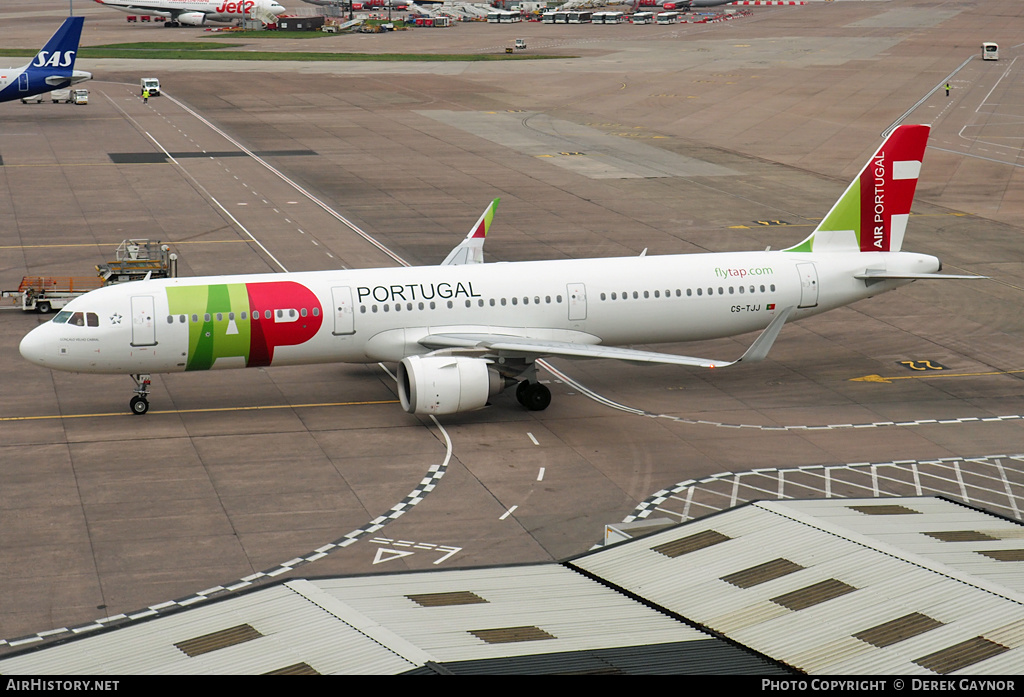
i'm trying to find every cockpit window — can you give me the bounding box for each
[52,311,98,327]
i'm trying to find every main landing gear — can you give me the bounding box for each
[130,374,151,415]
[516,380,551,411]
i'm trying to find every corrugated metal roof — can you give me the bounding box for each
[2,495,1018,675]
[0,584,421,675]
[0,565,720,674]
[569,496,1024,675]
[310,565,710,663]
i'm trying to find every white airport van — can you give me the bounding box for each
[141,77,161,96]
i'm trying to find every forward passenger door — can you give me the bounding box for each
[130,295,157,346]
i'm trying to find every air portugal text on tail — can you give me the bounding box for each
[0,17,91,105]
[786,124,929,255]
[18,125,983,416]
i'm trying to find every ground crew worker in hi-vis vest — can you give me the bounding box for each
[946,82,951,97]
[143,89,149,104]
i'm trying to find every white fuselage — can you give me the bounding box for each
[96,0,287,21]
[18,249,939,376]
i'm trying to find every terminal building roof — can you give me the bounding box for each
[1,496,1020,675]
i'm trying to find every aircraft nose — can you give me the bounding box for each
[19,324,51,366]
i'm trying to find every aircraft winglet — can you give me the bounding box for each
[441,198,499,265]
[733,306,794,364]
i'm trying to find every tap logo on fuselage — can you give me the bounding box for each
[167,281,322,370]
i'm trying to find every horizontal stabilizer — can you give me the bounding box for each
[44,75,71,86]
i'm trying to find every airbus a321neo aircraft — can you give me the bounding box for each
[0,17,91,105]
[20,124,979,416]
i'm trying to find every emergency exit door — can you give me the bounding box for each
[567,283,587,321]
[331,286,355,335]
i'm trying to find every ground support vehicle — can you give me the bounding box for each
[96,240,176,284]
[5,240,176,313]
[3,277,103,314]
[140,77,160,96]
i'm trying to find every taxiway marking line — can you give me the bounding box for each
[144,130,291,274]
[0,400,400,421]
[850,369,1024,383]
[0,240,248,250]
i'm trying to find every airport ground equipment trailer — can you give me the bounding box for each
[2,277,103,314]
[96,239,176,283]
[5,239,177,313]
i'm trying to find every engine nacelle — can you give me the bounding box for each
[397,355,507,415]
[177,12,207,26]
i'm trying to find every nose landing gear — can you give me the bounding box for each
[130,374,151,415]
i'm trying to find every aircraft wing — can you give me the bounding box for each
[420,306,794,368]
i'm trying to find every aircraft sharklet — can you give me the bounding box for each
[440,198,499,266]
[419,307,793,369]
[734,306,793,364]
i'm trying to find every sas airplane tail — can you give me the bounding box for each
[28,16,86,84]
[785,124,930,254]
[0,16,90,104]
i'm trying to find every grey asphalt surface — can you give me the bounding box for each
[2,0,1024,650]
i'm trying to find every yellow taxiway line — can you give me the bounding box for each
[850,369,1024,384]
[0,400,400,422]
